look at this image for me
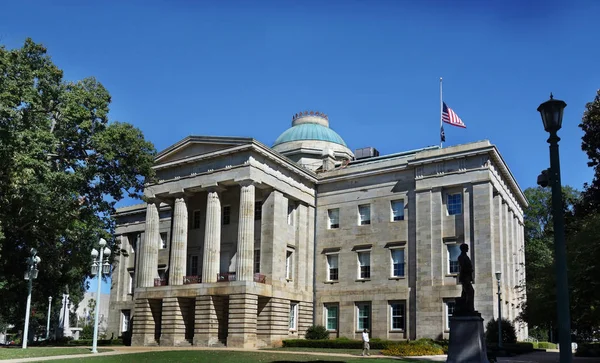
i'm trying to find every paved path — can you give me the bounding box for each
[2,346,598,363]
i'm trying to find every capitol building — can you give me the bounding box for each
[107,111,527,347]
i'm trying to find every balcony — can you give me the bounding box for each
[216,272,266,283]
[154,278,167,286]
[183,275,201,285]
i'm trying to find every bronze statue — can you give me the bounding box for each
[457,243,475,314]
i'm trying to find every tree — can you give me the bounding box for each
[0,39,155,330]
[578,89,600,216]
[519,186,579,338]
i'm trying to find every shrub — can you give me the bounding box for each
[575,343,600,357]
[382,340,444,356]
[533,341,557,349]
[305,325,329,340]
[485,318,517,345]
[282,338,388,349]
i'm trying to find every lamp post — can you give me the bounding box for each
[495,271,502,349]
[90,238,111,354]
[22,248,41,349]
[537,93,572,363]
[46,296,52,340]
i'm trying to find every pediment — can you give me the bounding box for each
[155,136,254,165]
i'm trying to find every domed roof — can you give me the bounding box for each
[273,112,348,147]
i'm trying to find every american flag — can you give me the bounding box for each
[442,102,466,128]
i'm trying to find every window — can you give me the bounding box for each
[328,208,339,229]
[289,302,298,330]
[327,254,339,281]
[390,302,405,331]
[325,304,338,331]
[447,244,461,274]
[121,310,131,332]
[286,249,294,280]
[358,204,371,225]
[358,251,371,279]
[223,206,231,225]
[447,193,462,215]
[128,272,134,294]
[192,210,201,229]
[287,202,295,225]
[356,303,371,331]
[159,232,167,249]
[445,300,456,330]
[255,201,262,220]
[131,234,139,253]
[189,255,199,276]
[391,200,405,221]
[254,250,260,274]
[391,249,405,277]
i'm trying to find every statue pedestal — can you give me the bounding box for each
[446,314,489,363]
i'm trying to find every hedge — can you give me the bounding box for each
[282,338,389,350]
[575,343,600,357]
[382,339,445,356]
[30,338,124,347]
[532,341,557,349]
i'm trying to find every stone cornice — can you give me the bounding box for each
[152,138,318,183]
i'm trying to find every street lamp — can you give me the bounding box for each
[23,248,41,349]
[90,238,111,354]
[46,296,52,340]
[537,93,572,363]
[495,271,502,349]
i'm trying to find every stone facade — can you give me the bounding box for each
[107,114,528,347]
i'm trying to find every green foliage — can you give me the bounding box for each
[578,89,600,216]
[30,338,123,347]
[520,186,579,332]
[0,39,155,328]
[80,324,94,340]
[532,341,557,349]
[485,318,517,345]
[305,325,329,340]
[282,338,389,349]
[381,339,445,356]
[575,342,600,357]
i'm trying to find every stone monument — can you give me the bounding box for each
[446,243,489,363]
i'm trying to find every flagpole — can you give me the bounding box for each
[440,77,443,148]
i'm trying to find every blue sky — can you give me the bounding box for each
[2,1,599,293]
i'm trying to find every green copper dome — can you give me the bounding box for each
[273,123,348,147]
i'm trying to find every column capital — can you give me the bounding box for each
[235,179,255,187]
[202,183,226,193]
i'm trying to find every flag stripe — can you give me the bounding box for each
[442,102,466,128]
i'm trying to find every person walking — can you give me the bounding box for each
[361,328,370,356]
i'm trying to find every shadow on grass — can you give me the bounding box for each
[272,361,348,363]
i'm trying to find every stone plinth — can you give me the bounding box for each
[446,314,489,363]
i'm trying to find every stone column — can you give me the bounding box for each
[256,297,289,347]
[194,295,223,346]
[227,294,258,348]
[236,181,255,281]
[169,198,188,286]
[131,298,158,346]
[160,297,188,346]
[202,188,221,283]
[139,201,159,288]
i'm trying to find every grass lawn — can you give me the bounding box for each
[0,347,112,359]
[263,347,381,356]
[43,350,428,362]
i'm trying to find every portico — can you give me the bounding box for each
[125,137,316,348]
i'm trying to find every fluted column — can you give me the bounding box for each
[236,181,255,281]
[139,201,159,287]
[202,189,221,283]
[169,198,188,286]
